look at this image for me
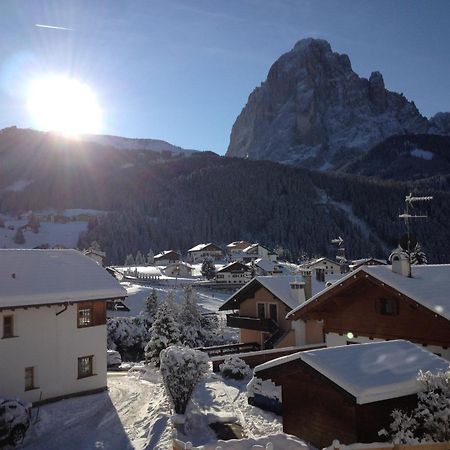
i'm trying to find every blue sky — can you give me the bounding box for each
[1,0,449,153]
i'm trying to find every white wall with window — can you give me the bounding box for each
[0,304,107,404]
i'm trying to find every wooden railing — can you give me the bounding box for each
[196,341,260,357]
[226,314,279,332]
[329,440,450,450]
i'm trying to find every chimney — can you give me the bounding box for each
[290,279,306,304]
[391,250,411,277]
[299,269,312,300]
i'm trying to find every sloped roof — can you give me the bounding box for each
[0,249,127,308]
[243,243,277,255]
[217,261,250,273]
[154,250,180,259]
[220,275,306,311]
[255,340,449,404]
[288,264,450,321]
[227,240,251,249]
[188,243,222,252]
[253,258,284,273]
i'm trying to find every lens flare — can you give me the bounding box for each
[27,75,102,136]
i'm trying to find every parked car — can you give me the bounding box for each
[0,398,31,446]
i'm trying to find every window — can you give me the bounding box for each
[377,298,398,316]
[3,316,14,338]
[257,303,265,319]
[269,304,277,321]
[78,356,93,378]
[78,307,93,327]
[25,367,35,391]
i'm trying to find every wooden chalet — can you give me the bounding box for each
[253,340,449,448]
[215,261,251,285]
[287,254,450,360]
[219,275,323,350]
[188,243,223,263]
[153,250,181,266]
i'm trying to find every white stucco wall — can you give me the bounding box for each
[325,332,450,361]
[0,304,107,404]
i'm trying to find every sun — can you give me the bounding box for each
[27,75,102,136]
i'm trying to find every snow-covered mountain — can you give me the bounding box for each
[226,38,449,170]
[79,133,199,155]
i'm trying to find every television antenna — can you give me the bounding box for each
[331,236,346,264]
[399,193,433,247]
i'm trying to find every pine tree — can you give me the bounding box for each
[144,299,181,366]
[410,243,427,265]
[179,285,203,347]
[144,288,158,319]
[124,254,135,266]
[135,250,145,266]
[147,249,154,265]
[201,258,216,280]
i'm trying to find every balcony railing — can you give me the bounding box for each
[226,314,279,332]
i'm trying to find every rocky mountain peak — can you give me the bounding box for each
[226,38,435,170]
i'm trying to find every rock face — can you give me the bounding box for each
[226,38,432,169]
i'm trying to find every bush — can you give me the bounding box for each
[160,345,210,414]
[219,355,252,380]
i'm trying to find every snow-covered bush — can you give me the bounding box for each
[382,368,450,443]
[107,316,152,361]
[178,285,203,347]
[160,345,210,414]
[219,355,252,380]
[144,299,181,366]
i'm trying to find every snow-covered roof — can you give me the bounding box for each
[163,262,193,270]
[154,250,180,259]
[0,249,127,308]
[308,257,340,266]
[216,261,250,273]
[243,243,277,255]
[288,264,450,321]
[188,243,221,252]
[253,258,283,273]
[227,240,251,249]
[255,340,449,404]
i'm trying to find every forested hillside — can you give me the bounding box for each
[1,127,448,264]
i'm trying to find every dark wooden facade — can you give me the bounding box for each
[257,359,417,448]
[290,272,450,348]
[77,300,106,327]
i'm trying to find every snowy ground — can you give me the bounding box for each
[109,283,232,318]
[20,370,302,450]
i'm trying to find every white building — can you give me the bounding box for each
[242,244,278,263]
[153,250,181,266]
[0,249,127,404]
[188,243,223,263]
[306,257,343,279]
[162,262,193,277]
[215,261,252,285]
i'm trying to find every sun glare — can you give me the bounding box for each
[27,75,102,136]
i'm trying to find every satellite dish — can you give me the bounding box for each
[399,234,417,251]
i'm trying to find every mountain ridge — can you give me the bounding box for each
[226,38,450,170]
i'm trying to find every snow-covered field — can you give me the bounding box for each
[109,283,231,318]
[21,371,303,450]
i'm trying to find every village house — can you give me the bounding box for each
[153,250,181,266]
[226,240,252,261]
[242,243,278,263]
[161,261,193,278]
[219,273,324,350]
[305,257,343,280]
[252,340,449,448]
[188,243,223,263]
[215,261,252,285]
[0,249,127,404]
[287,251,450,360]
[251,258,285,276]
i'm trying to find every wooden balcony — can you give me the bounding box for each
[226,314,279,332]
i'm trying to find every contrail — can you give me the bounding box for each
[35,24,73,31]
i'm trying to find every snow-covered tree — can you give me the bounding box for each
[135,250,145,266]
[410,243,427,265]
[144,299,181,366]
[179,285,203,347]
[124,254,135,266]
[219,355,252,380]
[383,368,450,443]
[147,249,154,265]
[144,288,158,319]
[160,345,210,414]
[201,258,216,280]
